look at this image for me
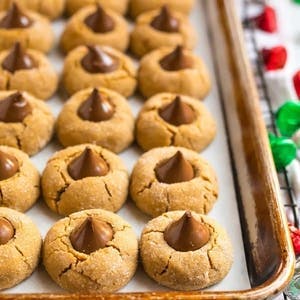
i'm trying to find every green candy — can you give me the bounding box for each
[293,0,300,4]
[276,101,300,137]
[269,133,297,171]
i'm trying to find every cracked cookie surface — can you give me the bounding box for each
[130,146,218,217]
[136,93,216,152]
[57,87,134,153]
[0,91,55,156]
[0,207,42,290]
[62,45,136,97]
[42,144,129,216]
[43,209,138,292]
[60,5,129,53]
[140,210,233,290]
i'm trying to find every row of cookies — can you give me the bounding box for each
[0,207,232,292]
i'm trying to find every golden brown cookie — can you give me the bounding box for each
[42,144,129,216]
[62,45,137,97]
[60,4,129,53]
[43,209,138,292]
[0,146,39,212]
[0,0,65,20]
[138,46,211,99]
[66,0,129,16]
[57,88,134,153]
[140,210,233,290]
[130,0,195,18]
[0,3,54,53]
[130,6,197,57]
[0,91,55,156]
[136,93,216,152]
[130,147,218,217]
[0,207,42,290]
[0,43,58,100]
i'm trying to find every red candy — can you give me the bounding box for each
[293,71,300,99]
[289,223,300,255]
[261,46,287,71]
[253,5,277,33]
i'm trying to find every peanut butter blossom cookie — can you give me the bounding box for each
[131,6,197,57]
[130,0,195,18]
[0,91,54,155]
[62,45,136,97]
[43,209,138,292]
[136,93,216,152]
[0,146,39,212]
[42,144,129,216]
[0,3,54,53]
[0,207,42,290]
[66,0,129,16]
[0,42,58,99]
[138,46,211,99]
[0,0,66,20]
[140,210,233,290]
[60,4,129,53]
[57,88,134,153]
[130,147,218,217]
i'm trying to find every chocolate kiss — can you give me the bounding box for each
[164,211,210,252]
[2,42,36,73]
[78,88,115,122]
[81,46,119,74]
[0,92,32,123]
[70,217,113,254]
[0,151,19,180]
[151,6,179,33]
[160,46,194,71]
[159,96,196,126]
[155,151,194,184]
[67,147,109,180]
[0,3,32,29]
[84,4,115,33]
[0,217,14,245]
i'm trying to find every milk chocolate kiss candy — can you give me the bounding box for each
[2,42,36,73]
[155,151,194,184]
[84,4,115,33]
[164,211,210,252]
[0,151,19,180]
[78,88,115,122]
[159,96,196,126]
[0,3,32,29]
[70,217,113,254]
[0,92,32,123]
[151,6,179,33]
[68,147,109,180]
[81,46,119,74]
[0,217,14,245]
[160,46,194,71]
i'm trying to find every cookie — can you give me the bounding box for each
[130,147,218,217]
[43,209,138,292]
[136,93,216,152]
[0,0,65,20]
[60,4,129,53]
[140,210,233,290]
[130,0,195,19]
[66,0,129,16]
[130,6,197,57]
[62,45,136,97]
[0,207,42,290]
[0,43,58,100]
[42,144,129,216]
[0,146,39,212]
[138,46,211,99]
[57,88,134,153]
[0,91,55,156]
[0,3,54,53]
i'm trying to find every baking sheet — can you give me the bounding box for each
[5,0,251,293]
